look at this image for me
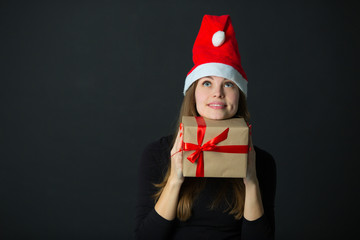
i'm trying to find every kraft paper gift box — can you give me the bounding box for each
[182,116,249,178]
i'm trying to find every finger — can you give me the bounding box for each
[179,123,183,137]
[179,123,183,149]
[248,124,254,151]
[171,123,184,155]
[176,124,183,150]
[248,134,252,152]
[175,123,184,148]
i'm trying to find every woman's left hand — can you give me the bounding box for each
[243,135,258,186]
[242,134,264,221]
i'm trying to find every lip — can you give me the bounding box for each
[207,102,227,109]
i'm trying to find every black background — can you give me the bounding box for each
[1,0,359,239]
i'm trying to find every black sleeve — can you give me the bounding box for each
[134,137,175,240]
[241,146,277,240]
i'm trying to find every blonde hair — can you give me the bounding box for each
[153,80,250,221]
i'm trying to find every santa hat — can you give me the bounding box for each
[183,15,248,96]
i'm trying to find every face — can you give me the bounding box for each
[195,76,240,120]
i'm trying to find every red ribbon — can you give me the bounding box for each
[182,116,249,177]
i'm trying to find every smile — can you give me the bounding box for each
[208,103,226,109]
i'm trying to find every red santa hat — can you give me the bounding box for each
[184,15,248,97]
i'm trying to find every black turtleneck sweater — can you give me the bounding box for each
[135,135,276,240]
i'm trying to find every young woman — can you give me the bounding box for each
[135,15,276,240]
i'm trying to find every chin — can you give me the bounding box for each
[202,114,232,120]
[198,109,236,120]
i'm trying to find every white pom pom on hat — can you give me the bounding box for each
[212,31,225,47]
[184,15,248,97]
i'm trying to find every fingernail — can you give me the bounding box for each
[180,133,182,137]
[180,123,183,130]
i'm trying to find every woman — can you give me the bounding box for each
[135,15,276,240]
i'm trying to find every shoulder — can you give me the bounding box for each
[142,135,173,162]
[143,135,173,153]
[253,145,276,173]
[140,135,173,175]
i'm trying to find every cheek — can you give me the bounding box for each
[195,90,205,107]
[195,94,202,112]
[230,91,240,111]
[195,93,209,117]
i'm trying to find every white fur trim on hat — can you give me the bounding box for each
[183,62,248,97]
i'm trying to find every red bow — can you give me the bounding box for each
[182,116,249,177]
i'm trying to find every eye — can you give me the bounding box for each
[202,81,212,87]
[224,82,234,88]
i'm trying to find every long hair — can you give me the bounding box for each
[153,80,250,221]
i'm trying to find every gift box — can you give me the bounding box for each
[182,116,249,178]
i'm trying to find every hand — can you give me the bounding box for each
[154,124,184,220]
[169,123,184,185]
[242,133,264,221]
[243,135,258,186]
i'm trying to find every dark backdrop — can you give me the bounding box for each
[1,0,359,239]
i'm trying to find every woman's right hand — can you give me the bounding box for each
[154,124,184,220]
[169,123,184,185]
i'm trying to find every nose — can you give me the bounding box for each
[213,85,225,98]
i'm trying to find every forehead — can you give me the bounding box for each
[198,76,232,81]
